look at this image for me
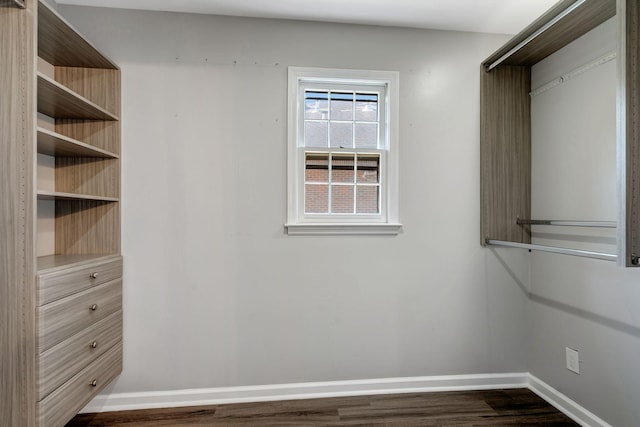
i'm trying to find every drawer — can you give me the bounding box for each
[38,343,122,427]
[38,279,122,353]
[38,310,122,401]
[38,256,122,306]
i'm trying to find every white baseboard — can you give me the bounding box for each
[81,372,528,413]
[527,374,612,427]
[82,372,611,427]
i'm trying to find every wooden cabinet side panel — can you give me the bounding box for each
[0,1,36,426]
[480,65,532,245]
[625,0,640,265]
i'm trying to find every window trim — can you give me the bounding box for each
[286,67,401,236]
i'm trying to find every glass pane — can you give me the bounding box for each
[356,155,380,183]
[355,93,378,122]
[305,121,328,147]
[305,153,329,182]
[305,184,328,213]
[330,92,353,120]
[355,123,378,149]
[331,154,354,183]
[356,186,380,214]
[331,185,354,214]
[305,91,328,120]
[330,122,353,148]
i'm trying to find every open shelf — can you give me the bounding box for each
[37,73,119,121]
[38,1,117,70]
[37,128,119,158]
[37,190,119,203]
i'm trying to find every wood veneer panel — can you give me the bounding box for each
[483,0,615,68]
[40,343,123,427]
[54,66,121,155]
[38,254,120,273]
[37,0,117,69]
[37,128,118,158]
[55,157,120,199]
[0,1,37,426]
[480,65,531,245]
[38,311,122,400]
[55,67,120,116]
[38,257,122,306]
[55,120,120,155]
[37,73,118,121]
[623,0,640,266]
[37,279,122,353]
[37,191,119,202]
[55,200,120,255]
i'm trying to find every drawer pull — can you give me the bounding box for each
[90,304,98,311]
[90,341,98,349]
[90,380,98,387]
[90,272,99,279]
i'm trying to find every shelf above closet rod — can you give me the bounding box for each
[517,219,616,228]
[485,239,617,262]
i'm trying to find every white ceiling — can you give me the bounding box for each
[56,0,559,35]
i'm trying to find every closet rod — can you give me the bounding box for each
[485,239,617,262]
[486,0,587,71]
[12,0,26,8]
[517,219,617,228]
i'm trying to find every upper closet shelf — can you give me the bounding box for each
[484,0,615,70]
[37,73,119,121]
[38,0,118,69]
[37,128,119,158]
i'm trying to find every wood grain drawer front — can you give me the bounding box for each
[38,310,122,401]
[38,343,122,427]
[38,279,122,353]
[38,257,122,306]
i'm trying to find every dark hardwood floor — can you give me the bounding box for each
[66,388,579,426]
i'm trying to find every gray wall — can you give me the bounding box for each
[529,19,640,427]
[58,5,527,394]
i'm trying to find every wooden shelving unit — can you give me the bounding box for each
[1,1,123,425]
[480,0,640,267]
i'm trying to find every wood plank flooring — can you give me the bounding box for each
[66,388,579,426]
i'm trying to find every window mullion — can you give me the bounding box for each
[353,152,358,214]
[328,150,333,214]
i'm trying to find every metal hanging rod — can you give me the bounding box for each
[517,219,617,228]
[485,239,617,262]
[12,0,26,8]
[486,0,588,71]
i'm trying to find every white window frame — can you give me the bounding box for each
[285,67,401,235]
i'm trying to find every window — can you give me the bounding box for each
[286,67,401,235]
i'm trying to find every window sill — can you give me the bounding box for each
[285,223,402,236]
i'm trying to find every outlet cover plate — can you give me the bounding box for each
[566,347,580,374]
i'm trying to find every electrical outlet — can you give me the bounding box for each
[566,347,580,374]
